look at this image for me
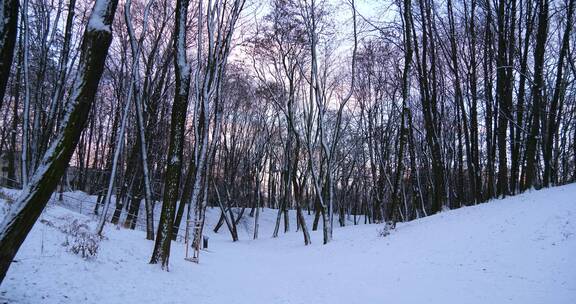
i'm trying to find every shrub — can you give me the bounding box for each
[377,222,395,237]
[60,219,100,259]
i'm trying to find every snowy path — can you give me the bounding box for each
[1,184,575,303]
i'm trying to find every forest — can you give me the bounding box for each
[0,0,574,294]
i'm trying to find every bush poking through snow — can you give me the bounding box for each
[61,219,100,259]
[40,217,100,259]
[0,190,15,217]
[0,191,14,218]
[377,222,395,237]
[67,232,100,259]
[0,190,15,205]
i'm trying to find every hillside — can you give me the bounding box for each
[1,184,575,303]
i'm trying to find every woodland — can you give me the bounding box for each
[0,0,574,286]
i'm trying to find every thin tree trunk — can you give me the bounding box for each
[0,0,19,108]
[391,0,412,225]
[543,0,574,187]
[21,0,31,187]
[96,93,131,235]
[7,35,22,188]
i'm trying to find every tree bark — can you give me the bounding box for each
[0,0,19,108]
[523,0,549,190]
[150,0,191,269]
[543,0,574,187]
[0,0,119,284]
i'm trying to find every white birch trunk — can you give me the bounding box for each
[96,91,130,236]
[187,0,246,262]
[21,0,31,187]
[125,0,156,240]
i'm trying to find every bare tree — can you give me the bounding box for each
[0,0,119,284]
[150,0,191,269]
[0,0,19,108]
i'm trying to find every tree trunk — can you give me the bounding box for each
[511,0,535,193]
[150,0,191,269]
[0,0,119,284]
[543,0,573,187]
[523,0,548,190]
[391,0,412,225]
[483,0,496,199]
[0,0,19,108]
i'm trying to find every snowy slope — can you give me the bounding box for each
[1,184,575,304]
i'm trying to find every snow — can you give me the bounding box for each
[1,184,576,303]
[88,0,111,32]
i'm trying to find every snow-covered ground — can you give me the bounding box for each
[1,184,575,304]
